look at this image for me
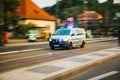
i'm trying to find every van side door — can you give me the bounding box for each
[76,29,85,46]
[70,30,78,46]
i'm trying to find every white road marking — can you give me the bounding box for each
[88,71,119,80]
[48,52,53,56]
[0,53,48,63]
[0,48,47,55]
[0,51,65,63]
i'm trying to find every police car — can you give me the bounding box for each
[49,27,86,50]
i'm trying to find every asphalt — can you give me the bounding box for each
[0,37,117,54]
[1,37,117,47]
[0,37,119,80]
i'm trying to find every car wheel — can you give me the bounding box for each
[80,41,85,48]
[50,46,55,50]
[67,42,72,50]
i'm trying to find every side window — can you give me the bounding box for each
[71,30,76,36]
[76,30,84,35]
[71,33,75,36]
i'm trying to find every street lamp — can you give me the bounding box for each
[0,0,4,46]
[83,0,88,31]
[55,0,62,29]
[55,0,59,29]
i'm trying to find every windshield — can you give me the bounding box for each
[53,29,71,36]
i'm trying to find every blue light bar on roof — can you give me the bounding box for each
[61,25,77,29]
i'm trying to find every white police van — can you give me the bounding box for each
[49,27,86,50]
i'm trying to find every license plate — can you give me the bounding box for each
[54,45,59,47]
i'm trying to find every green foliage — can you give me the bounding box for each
[13,23,37,39]
[3,0,20,31]
[45,0,120,27]
[4,0,20,12]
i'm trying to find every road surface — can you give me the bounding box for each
[70,58,120,80]
[0,40,118,73]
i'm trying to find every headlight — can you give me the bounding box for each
[64,38,68,41]
[49,38,52,41]
[58,39,63,42]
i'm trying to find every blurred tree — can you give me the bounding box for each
[3,0,20,31]
[13,23,37,39]
[44,0,120,28]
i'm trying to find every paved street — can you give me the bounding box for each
[0,40,118,72]
[0,38,117,53]
[0,38,119,80]
[0,47,120,80]
[70,58,120,80]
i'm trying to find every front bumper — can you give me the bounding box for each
[49,41,69,48]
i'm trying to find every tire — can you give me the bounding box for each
[67,42,72,50]
[80,41,85,48]
[50,46,55,50]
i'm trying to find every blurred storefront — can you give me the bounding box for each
[16,0,56,40]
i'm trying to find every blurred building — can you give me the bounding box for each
[78,11,103,38]
[78,11,102,30]
[16,0,56,39]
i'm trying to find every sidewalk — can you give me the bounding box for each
[0,47,120,80]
